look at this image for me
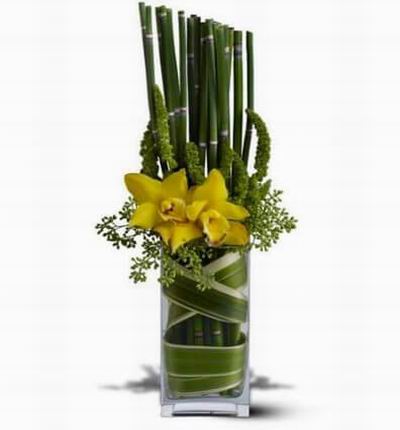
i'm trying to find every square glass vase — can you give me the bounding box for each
[160,250,250,417]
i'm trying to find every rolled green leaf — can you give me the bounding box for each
[163,252,248,396]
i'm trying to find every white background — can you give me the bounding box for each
[1,0,400,428]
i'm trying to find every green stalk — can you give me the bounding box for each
[138,3,168,175]
[185,317,194,345]
[193,315,204,345]
[192,16,201,144]
[178,11,188,161]
[187,16,196,143]
[215,25,229,166]
[203,316,212,345]
[157,7,179,166]
[138,4,155,125]
[155,7,168,101]
[225,27,234,87]
[197,22,208,168]
[224,323,241,345]
[166,8,180,106]
[242,31,254,166]
[233,31,243,162]
[211,319,224,346]
[206,19,218,171]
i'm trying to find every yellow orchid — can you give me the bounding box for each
[186,169,250,246]
[124,168,250,251]
[124,169,202,252]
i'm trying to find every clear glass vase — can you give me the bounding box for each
[160,250,250,417]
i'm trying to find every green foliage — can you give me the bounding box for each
[160,243,219,291]
[247,109,271,181]
[185,142,205,185]
[246,182,297,252]
[153,85,177,170]
[96,199,161,284]
[218,140,234,180]
[139,123,159,178]
[231,151,249,205]
[95,198,139,249]
[129,231,161,283]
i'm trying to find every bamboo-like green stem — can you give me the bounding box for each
[178,11,188,160]
[211,319,224,346]
[202,316,212,345]
[138,3,168,175]
[206,19,218,171]
[224,323,241,345]
[156,7,179,166]
[193,315,204,345]
[197,22,208,168]
[192,16,201,144]
[242,31,254,166]
[215,25,230,167]
[185,317,194,344]
[187,16,196,143]
[155,7,168,102]
[225,27,234,87]
[233,31,243,162]
[139,4,155,124]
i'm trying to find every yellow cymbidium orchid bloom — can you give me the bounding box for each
[124,168,250,251]
[186,169,249,222]
[124,169,188,229]
[186,169,250,246]
[124,169,202,251]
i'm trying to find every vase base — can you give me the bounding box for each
[161,402,249,417]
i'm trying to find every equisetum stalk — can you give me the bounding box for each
[206,19,218,171]
[203,316,212,345]
[178,11,188,160]
[187,16,196,143]
[186,317,194,344]
[211,319,224,346]
[198,22,209,169]
[193,315,204,345]
[156,7,178,164]
[138,3,168,174]
[233,31,243,178]
[242,31,254,166]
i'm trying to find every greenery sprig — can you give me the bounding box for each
[247,109,271,181]
[139,123,159,178]
[185,142,205,185]
[153,85,177,171]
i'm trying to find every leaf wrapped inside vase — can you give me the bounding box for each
[163,252,249,397]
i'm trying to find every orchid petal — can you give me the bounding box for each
[161,169,188,200]
[199,209,230,246]
[124,173,163,204]
[129,202,161,229]
[191,169,228,203]
[212,201,249,220]
[224,222,250,246]
[170,223,203,253]
[186,200,208,221]
[154,222,174,245]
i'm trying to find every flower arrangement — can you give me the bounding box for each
[96,2,297,415]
